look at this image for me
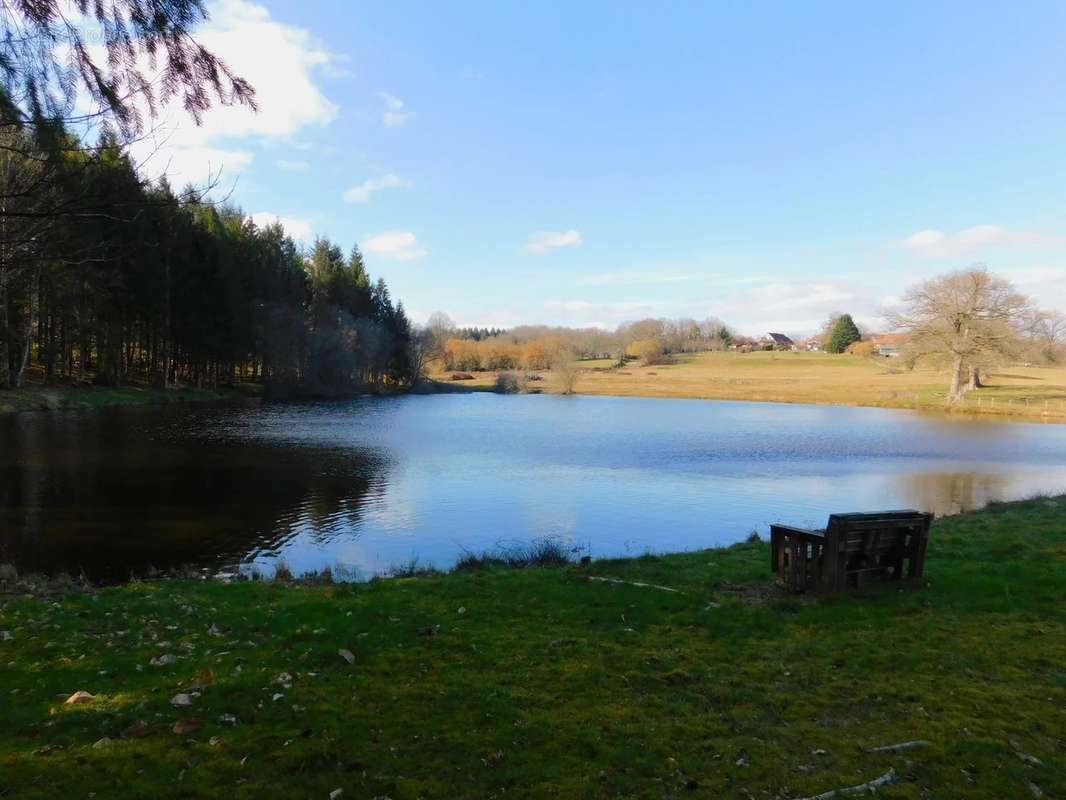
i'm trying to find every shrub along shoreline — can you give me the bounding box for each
[1,496,1064,799]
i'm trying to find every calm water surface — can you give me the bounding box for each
[3,394,1066,580]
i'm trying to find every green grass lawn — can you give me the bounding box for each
[1,497,1064,798]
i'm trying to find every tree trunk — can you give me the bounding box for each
[159,247,172,389]
[4,264,37,389]
[948,356,966,403]
[0,265,9,389]
[78,283,89,382]
[968,367,983,391]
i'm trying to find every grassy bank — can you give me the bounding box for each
[431,351,1066,422]
[1,498,1063,798]
[0,384,262,415]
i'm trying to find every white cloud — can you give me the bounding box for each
[362,230,427,261]
[343,173,413,203]
[998,265,1066,311]
[250,212,314,241]
[379,92,414,127]
[1009,265,1066,285]
[524,229,583,255]
[129,0,339,184]
[541,300,658,328]
[577,270,700,287]
[702,280,888,335]
[276,159,310,172]
[899,224,1064,259]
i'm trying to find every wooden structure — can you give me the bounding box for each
[770,511,932,593]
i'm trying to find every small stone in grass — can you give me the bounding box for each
[172,718,202,735]
[218,713,238,726]
[149,654,178,667]
[338,649,355,665]
[329,790,343,800]
[170,693,193,708]
[120,720,151,739]
[64,691,94,705]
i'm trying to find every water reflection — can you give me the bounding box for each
[893,472,1009,516]
[2,395,1065,580]
[0,406,391,581]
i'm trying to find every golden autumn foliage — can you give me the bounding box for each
[628,338,668,366]
[846,340,877,358]
[521,336,565,370]
[441,338,481,371]
[441,338,522,371]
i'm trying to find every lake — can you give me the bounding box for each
[3,394,1066,581]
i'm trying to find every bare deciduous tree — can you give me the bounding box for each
[551,349,580,395]
[425,311,456,361]
[890,267,1030,403]
[1023,309,1066,364]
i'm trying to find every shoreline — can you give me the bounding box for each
[2,495,1063,798]
[0,382,412,417]
[5,354,1065,425]
[426,351,1066,424]
[424,374,1066,422]
[0,385,261,416]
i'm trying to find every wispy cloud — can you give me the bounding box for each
[542,299,656,328]
[343,173,412,204]
[998,265,1066,311]
[899,224,1064,259]
[524,229,583,255]
[577,270,701,287]
[379,91,414,127]
[362,230,427,261]
[251,212,313,241]
[703,280,888,335]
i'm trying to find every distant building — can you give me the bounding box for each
[764,332,795,350]
[869,332,908,358]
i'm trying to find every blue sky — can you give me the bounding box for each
[137,0,1066,334]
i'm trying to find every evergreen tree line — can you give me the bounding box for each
[0,128,416,394]
[452,327,507,342]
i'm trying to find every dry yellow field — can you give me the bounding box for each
[430,351,1066,421]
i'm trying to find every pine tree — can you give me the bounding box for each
[826,314,862,353]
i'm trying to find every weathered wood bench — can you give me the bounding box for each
[770,511,932,593]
